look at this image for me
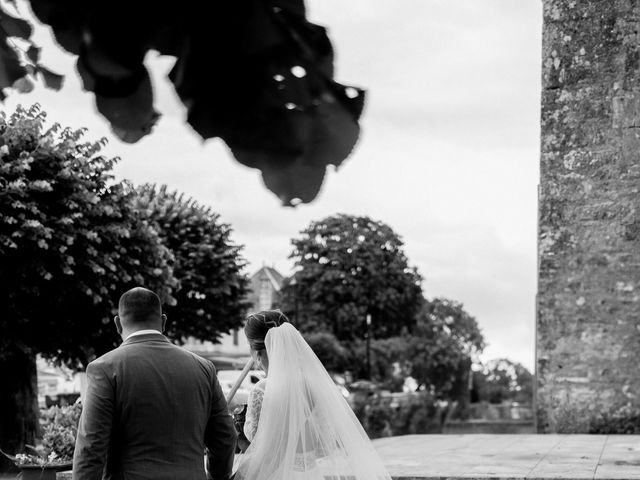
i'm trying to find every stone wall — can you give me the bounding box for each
[538,0,640,432]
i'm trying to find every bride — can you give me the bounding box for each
[233,310,391,480]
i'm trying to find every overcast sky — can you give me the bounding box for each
[4,0,542,370]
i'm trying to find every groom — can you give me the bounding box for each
[72,287,237,480]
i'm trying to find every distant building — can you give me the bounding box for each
[184,265,285,360]
[37,356,84,407]
[247,265,285,312]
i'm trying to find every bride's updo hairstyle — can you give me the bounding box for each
[244,310,288,351]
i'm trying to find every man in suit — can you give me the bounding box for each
[73,287,237,480]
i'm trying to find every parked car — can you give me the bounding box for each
[217,369,265,409]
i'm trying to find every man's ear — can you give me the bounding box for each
[114,315,123,335]
[161,314,167,333]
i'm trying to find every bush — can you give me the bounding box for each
[589,405,640,434]
[9,404,81,466]
[551,403,640,434]
[41,403,82,461]
[352,391,443,439]
[395,393,443,434]
[363,398,393,438]
[303,332,350,373]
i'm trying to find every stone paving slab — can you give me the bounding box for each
[2,434,637,480]
[373,434,640,480]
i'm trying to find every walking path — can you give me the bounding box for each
[373,434,640,480]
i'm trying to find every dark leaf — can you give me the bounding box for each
[38,66,64,90]
[237,148,327,206]
[5,1,367,204]
[26,45,39,64]
[94,69,159,143]
[272,8,334,78]
[274,0,306,17]
[13,76,34,93]
[231,88,361,206]
[29,0,83,54]
[0,43,27,92]
[0,10,32,39]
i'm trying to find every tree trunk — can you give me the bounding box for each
[0,349,38,473]
[449,357,471,420]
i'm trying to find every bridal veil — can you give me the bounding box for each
[234,322,391,480]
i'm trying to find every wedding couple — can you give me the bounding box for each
[73,287,391,480]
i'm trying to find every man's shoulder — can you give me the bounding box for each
[183,348,218,374]
[88,340,216,374]
[173,343,213,363]
[161,343,218,376]
[88,347,121,368]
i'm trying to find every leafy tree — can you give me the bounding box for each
[404,299,484,401]
[350,336,409,391]
[0,105,173,468]
[302,331,350,373]
[278,214,484,405]
[279,216,483,403]
[346,298,484,417]
[279,214,423,342]
[0,105,179,361]
[422,298,485,357]
[473,358,533,404]
[0,106,248,470]
[134,184,249,343]
[0,1,365,205]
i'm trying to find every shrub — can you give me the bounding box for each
[589,405,640,434]
[352,391,442,438]
[7,403,81,466]
[41,403,82,461]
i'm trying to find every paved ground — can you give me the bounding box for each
[3,434,639,480]
[373,434,640,480]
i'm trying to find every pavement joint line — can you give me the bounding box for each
[592,434,609,480]
[524,434,568,478]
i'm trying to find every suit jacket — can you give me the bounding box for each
[72,333,237,480]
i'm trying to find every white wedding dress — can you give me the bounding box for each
[234,323,391,480]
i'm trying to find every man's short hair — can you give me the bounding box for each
[118,287,162,324]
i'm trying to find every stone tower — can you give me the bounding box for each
[538,1,640,432]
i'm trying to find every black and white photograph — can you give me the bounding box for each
[0,1,639,480]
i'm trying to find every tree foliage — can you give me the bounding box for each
[0,105,249,467]
[420,298,485,358]
[407,299,483,399]
[0,104,174,366]
[0,105,249,365]
[0,1,365,206]
[302,331,350,373]
[365,299,484,399]
[472,358,533,404]
[280,214,423,342]
[350,336,410,391]
[277,214,485,403]
[134,184,249,343]
[0,104,169,469]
